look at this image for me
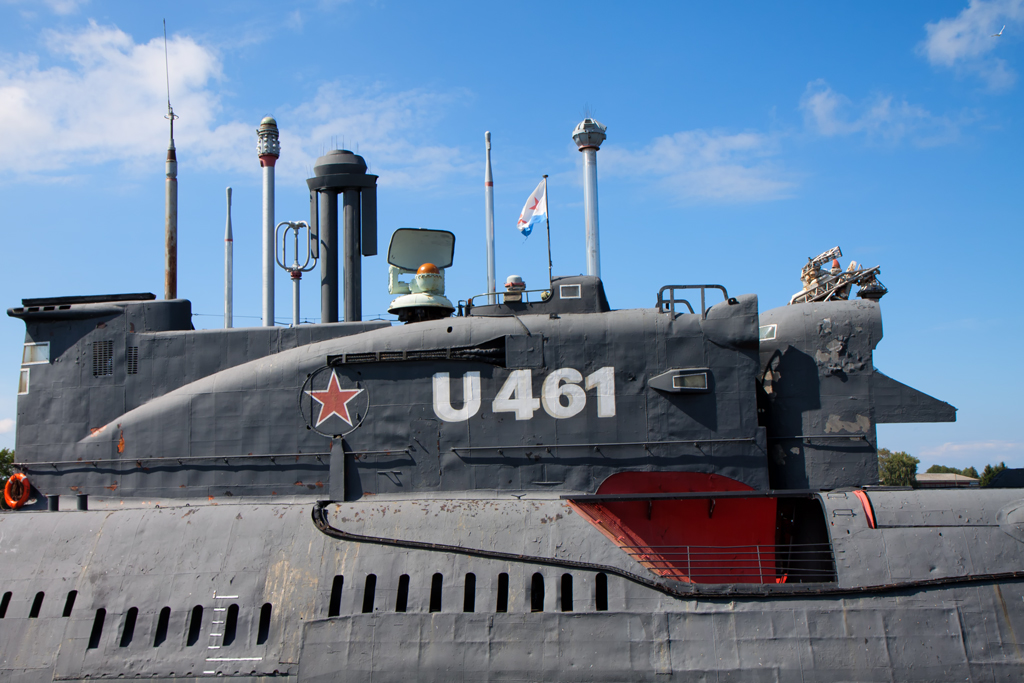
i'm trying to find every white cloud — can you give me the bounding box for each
[601,129,795,203]
[920,440,1022,457]
[919,0,1024,90]
[800,79,962,147]
[3,0,86,15]
[0,418,13,434]
[277,83,473,188]
[0,22,472,190]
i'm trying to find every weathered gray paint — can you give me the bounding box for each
[5,258,1016,681]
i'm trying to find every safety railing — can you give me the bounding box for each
[656,285,733,319]
[619,542,836,584]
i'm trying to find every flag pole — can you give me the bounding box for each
[543,175,552,288]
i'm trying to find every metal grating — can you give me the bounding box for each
[92,341,113,376]
[126,346,139,375]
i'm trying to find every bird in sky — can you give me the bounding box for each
[992,25,1005,37]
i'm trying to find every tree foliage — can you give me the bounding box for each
[926,464,979,479]
[979,462,1008,488]
[0,448,12,509]
[877,448,920,487]
[0,448,12,483]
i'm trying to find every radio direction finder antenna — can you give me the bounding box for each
[163,19,179,300]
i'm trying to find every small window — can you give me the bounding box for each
[0,591,10,618]
[22,342,49,365]
[496,573,509,613]
[328,575,344,617]
[126,346,139,375]
[63,590,77,617]
[361,576,376,614]
[18,368,29,395]
[396,575,410,613]
[186,605,203,646]
[530,573,544,612]
[672,373,707,390]
[758,324,777,341]
[223,604,239,646]
[559,284,582,300]
[463,573,476,613]
[257,603,272,645]
[154,607,170,647]
[561,574,573,612]
[429,573,443,613]
[92,341,113,377]
[29,591,44,618]
[119,607,138,647]
[595,573,608,611]
[87,608,106,649]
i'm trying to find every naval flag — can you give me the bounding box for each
[517,179,547,237]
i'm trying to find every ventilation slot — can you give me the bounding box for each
[119,607,138,647]
[257,603,272,645]
[63,590,77,617]
[87,608,106,649]
[126,346,139,375]
[463,573,476,613]
[223,604,239,646]
[1,591,12,618]
[531,573,545,612]
[29,591,44,618]
[361,575,376,614]
[429,573,443,613]
[496,573,509,613]
[561,574,573,612]
[328,575,344,617]
[596,572,608,611]
[186,605,203,646]
[92,340,113,376]
[396,575,409,613]
[154,607,170,647]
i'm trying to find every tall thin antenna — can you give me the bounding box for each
[163,19,179,300]
[162,19,178,139]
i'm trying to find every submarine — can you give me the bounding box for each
[2,115,1023,683]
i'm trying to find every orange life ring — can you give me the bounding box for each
[4,473,30,510]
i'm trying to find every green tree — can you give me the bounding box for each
[926,464,961,474]
[979,462,1007,487]
[878,448,919,487]
[925,464,980,479]
[0,448,12,483]
[0,448,12,510]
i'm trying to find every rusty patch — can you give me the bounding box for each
[117,430,125,454]
[208,495,215,501]
[235,513,243,520]
[295,481,304,486]
[104,482,118,491]
[69,486,79,492]
[315,481,324,488]
[90,427,102,436]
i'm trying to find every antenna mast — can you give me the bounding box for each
[163,19,179,300]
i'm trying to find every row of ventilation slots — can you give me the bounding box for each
[92,342,138,376]
[329,572,610,615]
[0,590,271,650]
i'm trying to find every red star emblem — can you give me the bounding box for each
[527,197,540,211]
[306,371,364,427]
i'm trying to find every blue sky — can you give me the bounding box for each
[0,0,1021,472]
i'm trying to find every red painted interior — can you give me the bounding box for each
[570,472,778,584]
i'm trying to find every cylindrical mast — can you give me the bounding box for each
[292,270,301,327]
[164,128,177,299]
[572,118,607,280]
[342,188,361,322]
[257,116,280,327]
[320,191,338,324]
[485,131,496,304]
[224,187,233,328]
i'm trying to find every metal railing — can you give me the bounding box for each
[656,285,732,319]
[619,542,836,584]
